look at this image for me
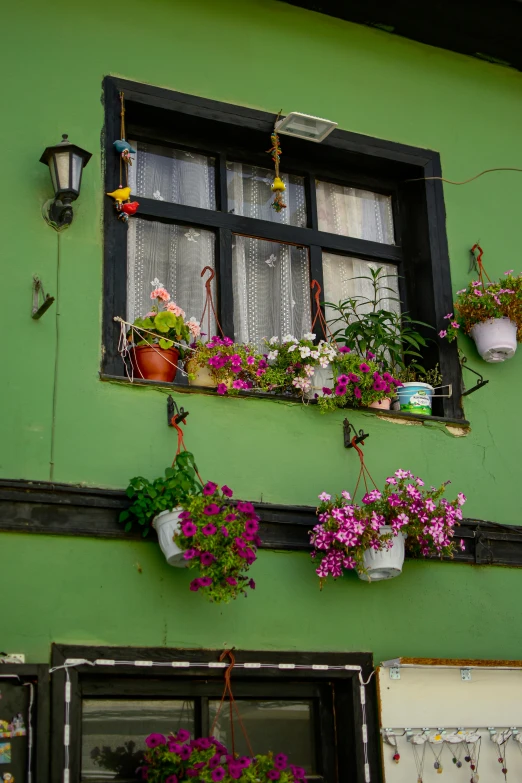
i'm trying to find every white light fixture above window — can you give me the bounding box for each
[275,112,337,143]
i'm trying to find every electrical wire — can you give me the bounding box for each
[406,167,522,185]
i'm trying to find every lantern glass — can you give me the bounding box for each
[52,150,71,194]
[71,153,84,194]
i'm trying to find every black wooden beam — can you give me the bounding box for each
[1,479,522,567]
[277,0,522,72]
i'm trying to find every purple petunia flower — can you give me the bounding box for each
[227,762,242,780]
[359,363,371,373]
[237,501,255,514]
[203,504,221,516]
[334,384,347,396]
[145,733,166,748]
[274,754,288,770]
[189,578,201,592]
[221,485,233,497]
[179,511,192,520]
[322,387,332,395]
[179,744,192,760]
[338,345,351,353]
[245,518,259,534]
[165,775,178,783]
[366,351,376,359]
[337,374,349,384]
[225,513,237,522]
[217,383,228,395]
[353,386,362,399]
[208,755,222,769]
[267,771,281,780]
[211,767,226,782]
[203,481,218,496]
[176,729,191,742]
[221,526,229,537]
[238,757,252,768]
[226,576,238,586]
[200,576,213,586]
[201,552,215,566]
[168,742,182,753]
[248,578,256,589]
[183,548,198,560]
[181,522,197,537]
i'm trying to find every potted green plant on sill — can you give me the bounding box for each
[120,450,203,565]
[126,279,201,383]
[186,336,266,394]
[316,349,403,413]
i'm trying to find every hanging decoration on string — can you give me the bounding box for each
[199,266,224,341]
[267,115,287,213]
[427,732,445,774]
[106,92,139,222]
[464,732,482,783]
[409,732,428,783]
[492,730,511,779]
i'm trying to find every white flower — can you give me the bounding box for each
[299,346,311,358]
[310,350,320,360]
[342,491,351,500]
[288,344,298,352]
[269,336,279,345]
[265,254,277,268]
[283,334,297,343]
[268,350,279,361]
[304,332,316,341]
[185,228,200,242]
[304,365,315,377]
[150,278,164,288]
[318,492,331,502]
[292,376,311,392]
[152,190,164,201]
[319,358,329,369]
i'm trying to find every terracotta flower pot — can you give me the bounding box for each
[131,345,179,382]
[368,398,391,410]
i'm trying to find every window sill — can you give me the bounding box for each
[100,373,470,427]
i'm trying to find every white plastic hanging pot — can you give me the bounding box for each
[358,526,406,582]
[152,508,187,567]
[469,317,518,363]
[305,367,334,399]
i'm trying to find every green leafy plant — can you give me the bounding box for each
[143,729,307,782]
[120,451,202,537]
[127,280,200,355]
[317,351,402,413]
[175,482,259,603]
[325,266,432,375]
[440,270,522,342]
[397,363,443,387]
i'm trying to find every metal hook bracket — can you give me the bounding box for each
[461,355,489,396]
[167,394,189,427]
[343,418,369,448]
[32,276,55,319]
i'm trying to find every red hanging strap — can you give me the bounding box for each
[350,437,379,501]
[199,266,224,339]
[210,650,254,758]
[310,279,334,340]
[471,243,492,285]
[170,418,205,485]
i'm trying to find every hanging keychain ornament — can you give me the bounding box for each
[106,92,139,222]
[267,115,286,213]
[445,731,465,768]
[463,733,481,783]
[493,730,511,779]
[383,730,400,764]
[428,732,445,774]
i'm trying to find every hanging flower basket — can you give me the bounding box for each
[469,317,517,363]
[358,526,406,581]
[152,508,186,567]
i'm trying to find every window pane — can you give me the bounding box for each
[129,141,216,209]
[209,699,316,775]
[227,162,307,227]
[232,236,311,350]
[322,253,400,326]
[81,698,195,782]
[316,180,394,244]
[127,219,216,335]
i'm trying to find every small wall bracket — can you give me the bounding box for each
[167,394,189,426]
[343,418,369,448]
[460,668,472,681]
[389,666,401,680]
[461,355,489,397]
[32,276,55,319]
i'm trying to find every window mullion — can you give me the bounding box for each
[217,227,234,339]
[309,245,326,341]
[216,153,228,213]
[304,173,319,231]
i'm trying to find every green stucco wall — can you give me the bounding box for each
[3,0,522,663]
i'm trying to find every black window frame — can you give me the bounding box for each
[51,644,379,783]
[0,663,50,783]
[102,76,463,420]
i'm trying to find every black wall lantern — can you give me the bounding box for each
[40,134,92,229]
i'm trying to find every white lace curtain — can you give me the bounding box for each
[127,142,216,334]
[125,144,399,346]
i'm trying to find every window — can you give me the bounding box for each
[103,77,463,419]
[51,646,379,783]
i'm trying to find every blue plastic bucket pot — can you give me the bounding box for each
[396,382,434,415]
